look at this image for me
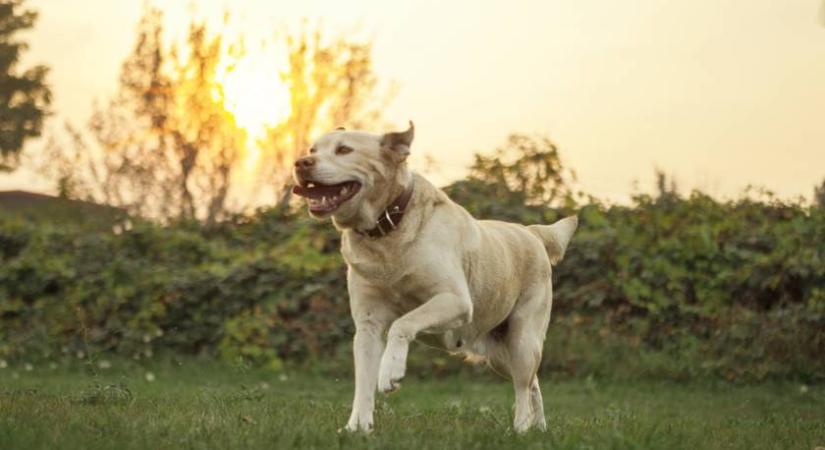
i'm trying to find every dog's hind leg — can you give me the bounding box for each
[507,328,543,433]
[488,281,552,433]
[530,375,547,430]
[484,339,532,432]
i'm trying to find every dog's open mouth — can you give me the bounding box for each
[292,180,362,214]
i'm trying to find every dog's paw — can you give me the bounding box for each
[513,414,535,434]
[340,420,372,434]
[377,372,401,394]
[378,336,409,394]
[513,422,531,434]
[377,356,406,395]
[342,409,373,433]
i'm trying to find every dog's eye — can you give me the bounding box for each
[335,145,353,155]
[309,147,317,154]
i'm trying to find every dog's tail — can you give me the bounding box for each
[527,215,578,265]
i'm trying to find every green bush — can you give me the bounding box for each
[0,210,351,370]
[1,178,823,381]
[447,184,825,381]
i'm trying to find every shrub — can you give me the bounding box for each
[1,178,823,381]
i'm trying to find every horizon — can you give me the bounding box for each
[1,0,824,205]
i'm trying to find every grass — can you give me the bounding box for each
[0,360,823,449]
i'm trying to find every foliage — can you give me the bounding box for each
[815,178,825,209]
[0,190,126,228]
[0,0,51,170]
[0,205,357,372]
[2,135,824,382]
[2,189,823,381]
[444,134,574,224]
[465,134,578,207]
[39,7,244,223]
[38,7,389,220]
[262,23,391,203]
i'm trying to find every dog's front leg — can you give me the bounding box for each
[378,290,472,394]
[344,319,386,432]
[344,276,395,433]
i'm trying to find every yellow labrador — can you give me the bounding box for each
[292,122,577,433]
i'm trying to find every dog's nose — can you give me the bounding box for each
[294,156,316,171]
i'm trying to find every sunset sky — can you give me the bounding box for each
[2,0,824,203]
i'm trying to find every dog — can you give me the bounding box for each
[292,121,577,433]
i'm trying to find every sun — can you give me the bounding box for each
[216,53,291,172]
[218,55,291,139]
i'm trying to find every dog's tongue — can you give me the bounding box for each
[292,183,341,199]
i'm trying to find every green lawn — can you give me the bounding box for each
[0,361,823,449]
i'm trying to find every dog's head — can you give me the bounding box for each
[292,122,414,229]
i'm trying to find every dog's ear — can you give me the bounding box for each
[380,121,414,159]
[335,126,346,131]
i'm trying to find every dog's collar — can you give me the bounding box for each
[355,182,415,239]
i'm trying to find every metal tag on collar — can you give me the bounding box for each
[384,210,397,229]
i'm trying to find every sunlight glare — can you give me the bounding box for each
[220,56,290,134]
[218,54,290,171]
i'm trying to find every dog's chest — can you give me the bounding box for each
[343,242,412,286]
[342,238,439,305]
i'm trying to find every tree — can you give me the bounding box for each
[42,7,244,223]
[468,134,576,207]
[261,24,391,204]
[43,10,388,221]
[444,134,577,223]
[164,19,245,223]
[815,179,825,209]
[0,0,50,171]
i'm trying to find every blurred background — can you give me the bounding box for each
[0,0,823,382]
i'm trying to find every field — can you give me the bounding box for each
[1,361,823,450]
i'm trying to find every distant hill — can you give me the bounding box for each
[0,190,127,227]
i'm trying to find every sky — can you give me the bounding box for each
[2,0,825,203]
